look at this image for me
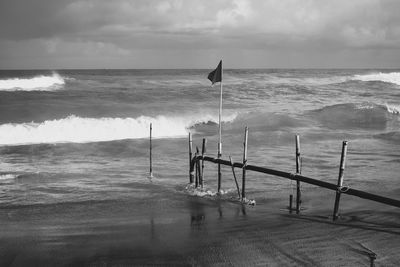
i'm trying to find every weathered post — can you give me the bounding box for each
[333,141,348,221]
[242,126,249,200]
[229,156,241,199]
[295,134,301,214]
[196,147,202,188]
[149,123,153,178]
[201,138,207,188]
[194,152,199,188]
[189,133,194,183]
[289,194,293,213]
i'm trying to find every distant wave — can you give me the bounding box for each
[0,73,65,91]
[266,76,348,86]
[0,113,238,146]
[265,72,400,86]
[0,174,18,180]
[311,102,398,130]
[351,72,400,85]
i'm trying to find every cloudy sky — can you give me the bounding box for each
[1,0,400,69]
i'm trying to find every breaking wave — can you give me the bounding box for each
[385,104,400,114]
[0,113,238,146]
[0,174,19,180]
[0,73,65,91]
[351,72,400,85]
[311,102,398,130]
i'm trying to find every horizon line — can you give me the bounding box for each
[1,67,400,71]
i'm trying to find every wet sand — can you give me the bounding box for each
[0,183,399,266]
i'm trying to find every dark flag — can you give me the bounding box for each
[207,60,222,85]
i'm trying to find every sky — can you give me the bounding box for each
[1,0,400,69]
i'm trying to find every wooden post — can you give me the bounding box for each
[333,141,348,221]
[229,156,241,199]
[242,126,249,200]
[196,147,202,188]
[295,135,301,214]
[189,133,194,184]
[201,138,207,188]
[289,194,293,213]
[149,123,153,178]
[194,152,198,188]
[370,253,376,267]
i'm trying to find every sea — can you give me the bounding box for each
[0,69,399,264]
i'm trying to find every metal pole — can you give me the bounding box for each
[217,64,223,193]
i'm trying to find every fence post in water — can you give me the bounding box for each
[242,126,249,200]
[295,134,301,214]
[333,141,348,221]
[194,151,199,188]
[149,123,153,178]
[189,133,194,184]
[196,147,202,188]
[201,138,207,188]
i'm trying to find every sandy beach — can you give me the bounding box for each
[1,181,399,266]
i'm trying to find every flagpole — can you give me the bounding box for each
[217,62,223,193]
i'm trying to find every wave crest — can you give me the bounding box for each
[0,73,65,91]
[385,104,400,114]
[352,72,400,85]
[311,102,395,130]
[0,113,238,146]
[0,174,18,180]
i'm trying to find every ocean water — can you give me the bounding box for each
[0,69,399,208]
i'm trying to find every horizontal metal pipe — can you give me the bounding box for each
[192,156,400,208]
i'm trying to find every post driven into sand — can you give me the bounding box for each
[333,141,348,221]
[242,126,249,200]
[188,132,194,184]
[295,135,301,214]
[201,138,207,188]
[149,123,153,178]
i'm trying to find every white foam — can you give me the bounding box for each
[0,174,18,180]
[0,73,65,91]
[352,72,400,85]
[385,104,400,114]
[185,183,234,197]
[0,113,238,146]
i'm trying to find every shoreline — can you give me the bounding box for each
[1,185,399,266]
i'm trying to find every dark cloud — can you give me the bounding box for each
[1,0,400,68]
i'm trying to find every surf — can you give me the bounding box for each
[351,72,400,85]
[0,113,238,146]
[0,73,65,91]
